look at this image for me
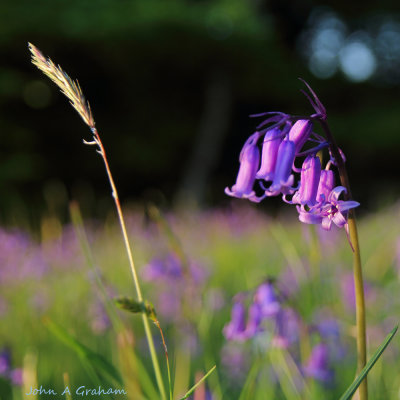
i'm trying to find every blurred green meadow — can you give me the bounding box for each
[1,200,399,399]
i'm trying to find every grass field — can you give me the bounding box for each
[0,201,399,399]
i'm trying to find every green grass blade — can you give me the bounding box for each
[339,325,398,400]
[178,365,216,400]
[44,317,123,386]
[238,358,262,400]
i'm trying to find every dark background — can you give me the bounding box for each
[1,0,400,226]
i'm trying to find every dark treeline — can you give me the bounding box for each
[1,0,399,225]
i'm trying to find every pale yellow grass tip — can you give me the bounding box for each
[28,42,95,127]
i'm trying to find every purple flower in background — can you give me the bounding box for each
[141,253,182,282]
[0,350,11,375]
[156,291,182,320]
[9,368,23,386]
[225,282,287,342]
[89,301,111,335]
[272,308,300,348]
[141,252,208,324]
[223,299,247,341]
[0,348,23,386]
[244,302,263,337]
[142,252,208,285]
[254,281,280,318]
[303,343,334,383]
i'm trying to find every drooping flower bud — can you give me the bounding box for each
[256,127,282,181]
[288,119,313,154]
[292,155,321,206]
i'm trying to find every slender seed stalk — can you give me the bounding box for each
[320,120,367,400]
[29,43,167,400]
[92,128,167,400]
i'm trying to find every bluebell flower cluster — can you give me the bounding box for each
[223,280,338,384]
[223,281,298,346]
[225,82,359,233]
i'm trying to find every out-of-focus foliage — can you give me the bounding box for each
[0,203,400,398]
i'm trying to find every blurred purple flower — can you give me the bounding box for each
[303,343,334,383]
[223,299,247,341]
[0,348,22,386]
[254,281,280,318]
[244,302,263,337]
[272,308,300,348]
[0,350,11,375]
[156,291,182,320]
[9,368,23,386]
[0,228,48,284]
[89,301,111,335]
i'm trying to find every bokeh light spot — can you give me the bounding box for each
[339,40,376,82]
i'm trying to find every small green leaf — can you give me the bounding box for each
[339,325,398,400]
[178,365,216,400]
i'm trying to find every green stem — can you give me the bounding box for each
[93,128,167,400]
[320,121,367,400]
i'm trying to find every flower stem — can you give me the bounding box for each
[92,128,167,400]
[320,121,367,400]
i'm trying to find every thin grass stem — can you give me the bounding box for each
[88,127,167,400]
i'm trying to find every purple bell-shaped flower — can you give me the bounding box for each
[288,119,313,154]
[256,127,283,181]
[225,134,265,203]
[292,155,321,206]
[264,140,297,197]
